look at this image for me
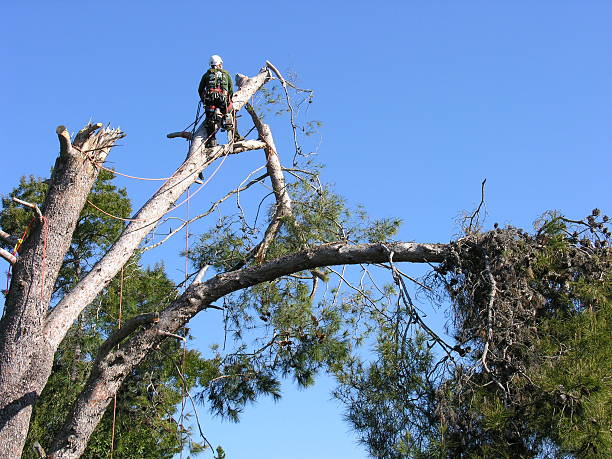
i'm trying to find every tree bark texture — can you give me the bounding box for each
[0,124,122,458]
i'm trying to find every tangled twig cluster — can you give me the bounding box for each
[430,210,610,453]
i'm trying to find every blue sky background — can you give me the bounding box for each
[1,1,611,458]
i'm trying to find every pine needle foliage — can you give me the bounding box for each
[337,210,610,458]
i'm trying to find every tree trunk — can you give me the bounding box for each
[0,125,122,458]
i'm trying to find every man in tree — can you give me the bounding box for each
[198,54,235,148]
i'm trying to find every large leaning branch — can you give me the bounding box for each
[48,240,447,458]
[43,65,272,350]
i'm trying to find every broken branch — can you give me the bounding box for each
[0,229,18,247]
[0,247,16,265]
[12,197,43,222]
[55,125,72,158]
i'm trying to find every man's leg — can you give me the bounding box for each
[204,108,218,148]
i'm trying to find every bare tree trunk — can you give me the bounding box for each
[0,124,122,458]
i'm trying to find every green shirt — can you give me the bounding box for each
[198,67,234,101]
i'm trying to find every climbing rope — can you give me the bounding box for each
[3,222,31,295]
[86,139,232,226]
[3,217,47,299]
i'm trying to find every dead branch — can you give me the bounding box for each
[465,179,487,233]
[480,251,497,373]
[193,265,210,284]
[240,104,294,265]
[12,197,43,222]
[265,61,307,164]
[55,125,73,158]
[375,262,432,291]
[0,247,16,264]
[73,122,103,148]
[157,330,186,341]
[265,61,314,95]
[0,229,18,247]
[167,131,193,140]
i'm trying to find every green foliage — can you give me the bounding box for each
[335,328,440,459]
[189,177,402,427]
[1,171,131,298]
[338,210,611,458]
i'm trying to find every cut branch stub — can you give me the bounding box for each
[0,247,16,264]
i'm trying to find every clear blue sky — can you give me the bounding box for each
[1,1,611,458]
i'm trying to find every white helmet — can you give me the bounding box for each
[210,54,223,67]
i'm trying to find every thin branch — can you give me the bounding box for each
[171,361,215,452]
[0,229,18,247]
[158,330,187,341]
[375,262,432,291]
[12,197,43,222]
[266,62,314,95]
[327,266,388,318]
[0,248,16,265]
[384,246,458,360]
[466,178,487,233]
[141,170,268,252]
[265,61,306,165]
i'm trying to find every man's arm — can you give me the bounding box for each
[198,71,209,102]
[224,69,234,97]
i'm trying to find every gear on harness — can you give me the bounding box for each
[197,55,240,147]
